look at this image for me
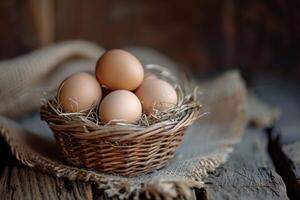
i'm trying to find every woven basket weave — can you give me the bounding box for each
[40,97,201,177]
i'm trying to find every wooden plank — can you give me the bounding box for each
[282,141,300,181]
[281,141,300,198]
[253,74,300,199]
[198,129,288,200]
[0,139,93,200]
[28,0,55,45]
[0,165,93,200]
[0,0,38,59]
[268,128,300,199]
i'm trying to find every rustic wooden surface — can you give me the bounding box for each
[2,74,300,199]
[0,128,289,200]
[277,141,300,199]
[282,142,300,186]
[268,129,300,200]
[200,129,288,200]
[254,74,300,200]
[248,75,300,199]
[0,139,92,200]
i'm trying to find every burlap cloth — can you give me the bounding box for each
[0,41,279,199]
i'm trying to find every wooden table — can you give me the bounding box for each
[0,75,299,200]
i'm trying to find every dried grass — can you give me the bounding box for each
[42,64,203,128]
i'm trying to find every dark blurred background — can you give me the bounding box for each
[1,0,300,80]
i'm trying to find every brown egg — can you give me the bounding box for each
[99,90,142,123]
[95,49,144,91]
[58,72,102,113]
[135,79,177,113]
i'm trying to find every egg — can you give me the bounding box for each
[135,79,177,113]
[58,72,102,113]
[95,49,144,91]
[99,90,142,123]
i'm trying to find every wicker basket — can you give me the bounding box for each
[40,93,201,177]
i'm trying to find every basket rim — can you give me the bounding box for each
[40,99,202,142]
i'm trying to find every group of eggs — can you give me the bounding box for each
[57,49,178,123]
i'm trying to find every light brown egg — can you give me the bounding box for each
[95,49,144,91]
[58,72,102,113]
[99,90,142,123]
[135,79,177,113]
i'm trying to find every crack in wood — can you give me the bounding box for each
[267,127,300,200]
[198,129,288,200]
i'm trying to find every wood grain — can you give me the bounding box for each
[268,129,300,200]
[0,139,93,200]
[0,165,93,200]
[282,141,300,195]
[28,0,55,45]
[0,164,93,200]
[253,74,300,199]
[199,129,288,200]
[282,141,300,183]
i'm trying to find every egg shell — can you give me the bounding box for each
[135,79,177,113]
[95,49,144,91]
[99,90,142,123]
[58,72,102,113]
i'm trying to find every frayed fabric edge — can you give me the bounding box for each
[0,124,233,199]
